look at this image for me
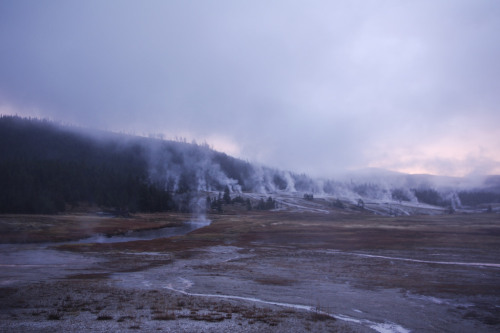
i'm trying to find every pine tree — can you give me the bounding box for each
[223,186,231,204]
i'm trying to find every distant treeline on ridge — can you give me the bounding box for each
[1,116,499,214]
[0,116,300,213]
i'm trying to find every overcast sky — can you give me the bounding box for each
[1,1,499,177]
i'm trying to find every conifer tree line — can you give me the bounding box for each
[1,116,498,214]
[0,116,281,214]
[205,186,277,213]
[0,116,175,213]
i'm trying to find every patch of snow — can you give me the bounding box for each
[164,281,411,333]
[370,323,411,333]
[405,293,473,308]
[350,253,500,268]
[322,250,500,268]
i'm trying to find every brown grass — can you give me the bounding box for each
[28,210,496,259]
[65,273,110,280]
[1,208,499,332]
[0,212,187,243]
[96,314,113,320]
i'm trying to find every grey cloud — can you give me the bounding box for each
[0,0,499,177]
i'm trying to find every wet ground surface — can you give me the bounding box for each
[109,245,500,332]
[1,211,500,332]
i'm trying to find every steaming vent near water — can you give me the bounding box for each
[77,219,211,244]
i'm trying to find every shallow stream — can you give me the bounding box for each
[0,219,211,286]
[76,219,211,243]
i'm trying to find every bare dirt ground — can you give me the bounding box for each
[1,207,500,332]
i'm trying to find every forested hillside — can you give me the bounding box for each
[0,116,298,213]
[0,116,169,213]
[1,116,499,214]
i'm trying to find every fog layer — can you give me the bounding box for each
[1,1,499,176]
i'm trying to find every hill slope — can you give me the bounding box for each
[0,116,302,213]
[1,116,499,214]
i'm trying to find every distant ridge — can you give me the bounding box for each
[0,116,307,213]
[1,116,499,214]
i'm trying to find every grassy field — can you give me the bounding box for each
[0,213,186,243]
[1,209,500,332]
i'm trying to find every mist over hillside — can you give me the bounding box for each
[1,116,499,214]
